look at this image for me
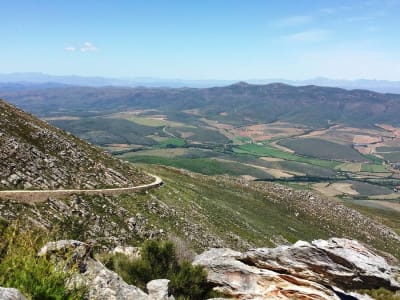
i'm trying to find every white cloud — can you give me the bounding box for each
[64,46,76,52]
[275,15,312,27]
[284,29,330,42]
[80,42,98,52]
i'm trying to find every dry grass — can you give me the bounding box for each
[42,116,81,120]
[260,157,284,162]
[313,182,359,197]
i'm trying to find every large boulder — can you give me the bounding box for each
[194,248,341,300]
[194,239,400,300]
[147,279,174,300]
[242,238,400,290]
[0,288,27,300]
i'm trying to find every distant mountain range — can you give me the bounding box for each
[2,82,400,128]
[1,72,400,93]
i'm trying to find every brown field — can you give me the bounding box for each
[109,109,159,117]
[260,157,284,162]
[353,135,382,144]
[269,141,295,153]
[42,116,81,121]
[103,144,142,152]
[226,122,307,142]
[313,182,359,197]
[336,163,362,172]
[120,148,189,158]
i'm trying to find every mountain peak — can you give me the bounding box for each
[231,81,251,87]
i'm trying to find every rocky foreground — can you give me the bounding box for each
[1,238,398,300]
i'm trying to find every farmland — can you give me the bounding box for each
[48,108,400,205]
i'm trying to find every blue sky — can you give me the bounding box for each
[1,0,400,80]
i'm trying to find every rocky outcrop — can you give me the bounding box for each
[242,238,400,291]
[147,279,174,300]
[38,240,152,300]
[194,238,400,300]
[0,99,151,191]
[194,248,341,299]
[0,287,27,300]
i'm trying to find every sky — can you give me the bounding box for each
[1,0,400,80]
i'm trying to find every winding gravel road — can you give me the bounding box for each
[0,174,163,203]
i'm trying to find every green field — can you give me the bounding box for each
[124,155,273,178]
[233,143,341,169]
[157,137,186,148]
[376,146,400,152]
[278,160,336,178]
[278,138,366,162]
[379,152,400,163]
[349,181,394,196]
[361,164,389,173]
[168,126,230,144]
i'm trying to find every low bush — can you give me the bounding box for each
[0,224,85,300]
[104,240,218,300]
[357,288,400,300]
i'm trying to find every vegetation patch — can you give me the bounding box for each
[124,155,272,178]
[350,181,394,196]
[102,240,218,300]
[233,143,340,169]
[157,138,186,148]
[380,152,400,163]
[0,224,85,300]
[277,138,366,161]
[361,164,389,173]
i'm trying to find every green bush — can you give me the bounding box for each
[169,261,215,300]
[357,288,400,300]
[104,240,217,300]
[0,225,85,300]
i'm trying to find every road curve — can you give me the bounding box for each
[0,173,163,203]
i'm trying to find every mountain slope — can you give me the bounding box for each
[0,99,399,261]
[0,99,152,190]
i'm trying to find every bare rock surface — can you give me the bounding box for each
[112,245,141,260]
[38,240,152,300]
[0,287,27,300]
[243,238,400,291]
[194,238,400,300]
[147,279,174,300]
[194,248,341,300]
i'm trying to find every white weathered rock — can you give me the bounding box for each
[0,287,27,300]
[194,248,341,300]
[112,245,141,260]
[243,238,400,290]
[194,239,400,300]
[147,279,174,300]
[81,259,149,300]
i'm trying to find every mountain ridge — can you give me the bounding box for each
[2,82,400,128]
[2,72,400,93]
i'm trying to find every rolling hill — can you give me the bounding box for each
[2,82,400,128]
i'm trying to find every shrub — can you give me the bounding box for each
[104,239,217,300]
[357,288,400,300]
[0,225,85,300]
[170,261,214,300]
